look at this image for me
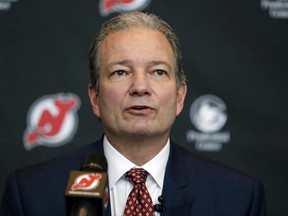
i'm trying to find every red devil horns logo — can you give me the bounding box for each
[99,0,151,17]
[23,93,80,150]
[72,173,102,191]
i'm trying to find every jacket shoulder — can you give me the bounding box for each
[1,140,103,215]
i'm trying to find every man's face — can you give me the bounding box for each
[89,27,186,141]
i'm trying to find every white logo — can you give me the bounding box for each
[261,0,288,19]
[190,95,227,133]
[186,95,230,152]
[0,0,18,11]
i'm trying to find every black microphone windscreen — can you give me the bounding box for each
[82,152,107,172]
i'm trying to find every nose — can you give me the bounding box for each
[129,72,151,96]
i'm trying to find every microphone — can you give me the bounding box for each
[65,152,108,216]
[154,195,165,213]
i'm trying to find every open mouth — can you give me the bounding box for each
[126,105,154,113]
[131,106,148,110]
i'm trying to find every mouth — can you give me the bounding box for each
[130,105,150,110]
[125,105,154,114]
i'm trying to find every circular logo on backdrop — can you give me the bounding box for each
[23,93,81,150]
[0,0,18,11]
[190,95,227,133]
[186,95,230,152]
[99,0,151,17]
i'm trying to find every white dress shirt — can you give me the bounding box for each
[103,136,170,216]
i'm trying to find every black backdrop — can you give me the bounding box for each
[0,0,287,215]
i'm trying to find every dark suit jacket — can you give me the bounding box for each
[1,138,266,216]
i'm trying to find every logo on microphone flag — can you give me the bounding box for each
[66,171,108,198]
[72,173,102,191]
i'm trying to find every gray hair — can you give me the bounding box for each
[89,11,186,90]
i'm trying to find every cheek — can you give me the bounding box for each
[98,86,123,110]
[161,90,178,111]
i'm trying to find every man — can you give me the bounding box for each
[1,12,266,216]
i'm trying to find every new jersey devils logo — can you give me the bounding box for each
[99,0,151,17]
[23,93,81,150]
[72,173,102,191]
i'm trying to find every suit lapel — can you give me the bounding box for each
[161,143,194,216]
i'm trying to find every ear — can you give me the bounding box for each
[88,85,101,118]
[176,82,187,116]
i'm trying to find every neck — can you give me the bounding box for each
[105,134,169,166]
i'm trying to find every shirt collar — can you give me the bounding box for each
[103,135,170,190]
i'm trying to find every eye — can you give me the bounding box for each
[112,70,126,77]
[154,70,168,76]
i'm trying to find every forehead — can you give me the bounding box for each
[99,27,174,66]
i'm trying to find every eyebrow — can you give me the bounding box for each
[106,60,131,69]
[148,60,173,70]
[106,60,173,70]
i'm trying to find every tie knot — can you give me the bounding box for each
[125,168,148,185]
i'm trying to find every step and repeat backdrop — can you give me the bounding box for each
[0,0,287,215]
